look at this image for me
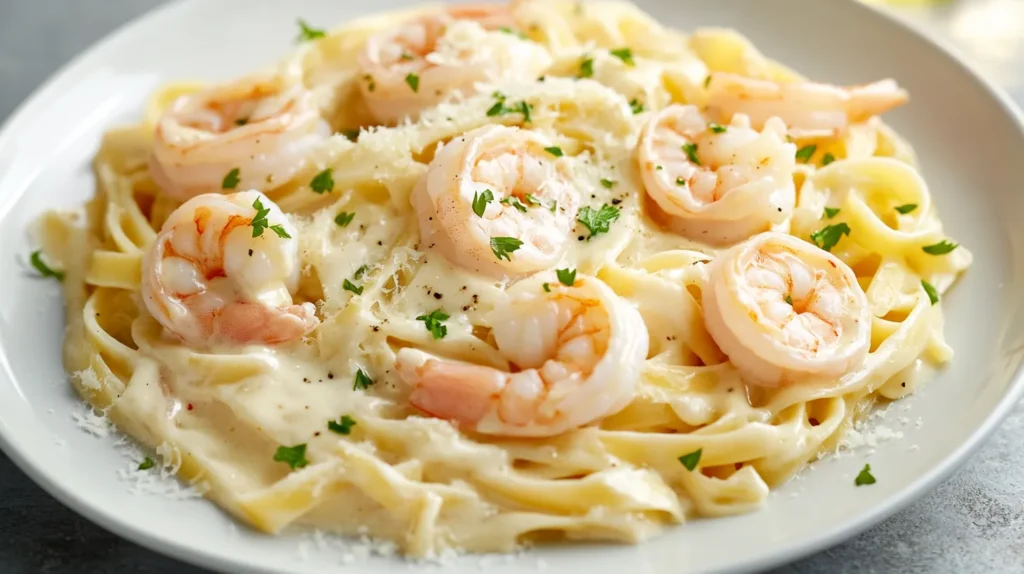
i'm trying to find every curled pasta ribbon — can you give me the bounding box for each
[703,232,871,387]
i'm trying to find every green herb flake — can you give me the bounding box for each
[678,448,702,471]
[629,98,644,115]
[222,167,240,190]
[600,179,616,189]
[364,74,376,92]
[524,194,543,207]
[785,295,793,305]
[334,211,355,227]
[327,415,357,435]
[855,464,876,486]
[341,129,360,141]
[29,251,64,281]
[296,19,326,43]
[343,279,363,295]
[399,52,414,61]
[310,168,335,194]
[273,444,309,470]
[416,309,450,339]
[353,264,369,280]
[682,142,701,165]
[405,73,420,93]
[921,279,939,305]
[353,368,374,390]
[922,240,958,255]
[500,197,528,213]
[895,203,918,215]
[822,152,836,166]
[823,207,841,220]
[490,236,524,261]
[609,47,635,66]
[579,58,594,78]
[544,146,563,157]
[497,26,527,39]
[543,282,551,292]
[676,177,687,186]
[473,189,494,217]
[250,197,273,238]
[137,457,155,471]
[708,123,726,134]
[704,75,712,88]
[556,268,576,286]
[235,117,249,126]
[577,204,621,239]
[809,223,851,252]
[269,225,291,239]
[795,144,817,163]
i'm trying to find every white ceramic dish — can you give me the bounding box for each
[1,0,1023,572]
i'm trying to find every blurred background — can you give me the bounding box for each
[0,0,1021,573]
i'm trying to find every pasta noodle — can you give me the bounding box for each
[36,0,971,558]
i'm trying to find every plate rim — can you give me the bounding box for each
[0,1,1022,573]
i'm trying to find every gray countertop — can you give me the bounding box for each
[1,1,1022,572]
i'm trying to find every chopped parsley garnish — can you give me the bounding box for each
[486,93,533,123]
[550,200,558,213]
[296,19,326,42]
[556,268,576,286]
[855,464,876,486]
[708,123,727,134]
[681,142,701,165]
[341,129,360,141]
[578,58,594,78]
[353,264,369,280]
[250,197,291,239]
[922,240,958,255]
[678,448,702,471]
[222,167,240,189]
[543,282,551,292]
[600,179,616,189]
[895,203,918,215]
[676,177,687,186]
[490,236,524,261]
[501,197,528,212]
[704,75,712,88]
[273,444,309,470]
[823,207,841,220]
[310,168,334,194]
[353,368,374,390]
[364,74,376,92]
[577,204,620,239]
[327,415,357,435]
[921,279,939,305]
[516,100,534,123]
[544,146,563,157]
[334,211,355,227]
[137,457,155,471]
[629,98,644,114]
[822,152,836,166]
[498,26,526,39]
[785,295,793,305]
[809,222,851,252]
[524,194,543,207]
[472,189,494,217]
[343,279,363,295]
[405,73,419,93]
[795,144,817,163]
[399,52,414,61]
[416,309,450,339]
[609,47,635,66]
[29,251,64,281]
[235,117,249,126]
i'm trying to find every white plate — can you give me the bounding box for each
[1,0,1023,573]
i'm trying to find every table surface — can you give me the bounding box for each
[1,1,1023,572]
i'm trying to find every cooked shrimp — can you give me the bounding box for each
[638,104,796,245]
[357,5,551,125]
[395,273,648,436]
[150,67,330,201]
[705,72,908,139]
[141,190,318,347]
[411,124,580,278]
[703,232,870,387]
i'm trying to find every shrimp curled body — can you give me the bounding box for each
[703,232,870,387]
[638,104,796,245]
[141,190,319,347]
[150,69,330,201]
[395,273,648,436]
[412,124,580,278]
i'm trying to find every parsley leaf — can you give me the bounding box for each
[222,167,240,189]
[334,211,355,227]
[822,152,836,166]
[498,26,527,39]
[500,197,528,212]
[343,279,363,295]
[577,204,620,239]
[823,207,841,220]
[855,464,876,486]
[490,236,524,261]
[310,168,334,194]
[137,457,155,471]
[485,94,533,123]
[269,225,291,239]
[556,268,576,286]
[327,415,357,435]
[609,47,635,66]
[340,129,360,141]
[795,144,817,163]
[682,142,701,165]
[473,189,494,217]
[524,194,542,206]
[708,123,727,133]
[809,223,851,252]
[678,448,702,471]
[353,368,374,390]
[405,73,419,92]
[785,295,793,305]
[895,203,918,215]
[399,51,414,61]
[364,74,376,92]
[250,197,273,238]
[921,279,939,305]
[579,58,594,78]
[676,177,687,186]
[544,146,563,157]
[296,19,326,43]
[600,179,616,189]
[543,282,551,292]
[628,98,644,114]
[416,309,450,339]
[29,251,64,281]
[273,444,309,470]
[353,264,369,280]
[704,75,712,88]
[922,240,957,255]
